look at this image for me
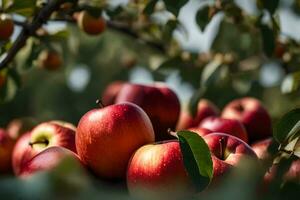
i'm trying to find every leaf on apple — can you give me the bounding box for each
[177,130,213,192]
[274,108,300,144]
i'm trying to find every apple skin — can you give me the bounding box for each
[76,102,155,179]
[127,140,195,200]
[0,14,14,40]
[102,81,124,106]
[29,121,76,153]
[19,146,80,177]
[0,129,14,173]
[77,11,106,35]
[188,127,213,137]
[199,117,248,143]
[251,138,272,160]
[177,99,219,130]
[37,50,62,71]
[221,97,272,143]
[203,133,257,180]
[115,83,180,141]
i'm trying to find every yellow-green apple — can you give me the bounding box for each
[221,97,272,143]
[188,127,213,137]
[76,102,155,179]
[115,83,180,141]
[199,117,248,143]
[0,129,14,173]
[19,146,80,177]
[127,140,195,200]
[6,118,37,140]
[101,81,124,106]
[203,133,257,181]
[177,99,219,130]
[251,138,272,160]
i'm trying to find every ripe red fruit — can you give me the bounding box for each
[177,99,219,130]
[101,81,124,106]
[0,14,14,40]
[188,127,213,137]
[127,140,195,200]
[77,11,106,35]
[116,83,180,141]
[251,138,272,160]
[37,50,62,71]
[0,129,14,173]
[19,146,80,177]
[76,103,155,179]
[199,117,248,143]
[203,133,257,180]
[221,97,272,143]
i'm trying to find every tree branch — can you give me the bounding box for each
[0,0,64,70]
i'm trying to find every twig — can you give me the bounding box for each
[0,0,64,70]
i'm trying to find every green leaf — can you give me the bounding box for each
[144,0,159,15]
[196,5,210,32]
[162,19,179,42]
[5,0,37,16]
[256,0,279,14]
[274,109,300,144]
[281,71,300,94]
[201,58,223,87]
[259,24,276,57]
[163,0,188,17]
[177,130,213,192]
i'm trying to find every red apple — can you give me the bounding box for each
[29,121,76,153]
[12,132,35,176]
[251,138,272,160]
[102,81,124,106]
[264,160,300,183]
[11,121,76,176]
[6,118,37,140]
[127,140,195,200]
[76,102,155,179]
[115,83,180,141]
[221,97,272,143]
[0,129,14,173]
[199,117,248,143]
[19,146,80,177]
[188,127,213,137]
[203,133,257,180]
[177,99,219,130]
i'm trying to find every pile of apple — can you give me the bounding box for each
[0,82,299,199]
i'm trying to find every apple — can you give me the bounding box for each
[0,14,14,41]
[76,102,155,179]
[203,133,257,180]
[221,97,272,143]
[6,118,37,140]
[19,146,80,177]
[199,117,248,143]
[0,129,14,173]
[127,140,195,200]
[102,81,124,106]
[37,50,62,71]
[115,83,180,141]
[77,11,106,35]
[177,99,219,130]
[251,138,272,160]
[12,132,35,176]
[188,127,213,137]
[11,121,76,176]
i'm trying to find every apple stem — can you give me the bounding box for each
[96,99,104,108]
[29,140,49,146]
[168,128,178,138]
[219,137,226,160]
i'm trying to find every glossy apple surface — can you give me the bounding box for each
[222,97,272,142]
[115,83,180,141]
[102,81,124,106]
[76,102,155,179]
[127,140,194,200]
[199,117,248,143]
